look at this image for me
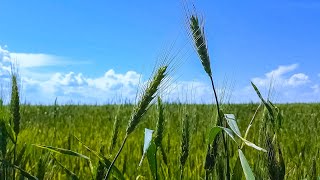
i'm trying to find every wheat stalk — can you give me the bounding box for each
[10,72,20,180]
[180,114,190,179]
[154,96,165,149]
[187,9,231,179]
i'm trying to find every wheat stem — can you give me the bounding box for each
[209,76,230,180]
[104,134,128,180]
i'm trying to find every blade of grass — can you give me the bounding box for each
[147,140,157,180]
[208,126,223,143]
[225,114,242,136]
[238,149,255,180]
[32,144,89,160]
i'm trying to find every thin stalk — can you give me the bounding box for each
[155,148,158,180]
[13,137,17,180]
[180,167,183,180]
[241,103,262,149]
[104,134,128,180]
[205,170,209,180]
[209,76,230,180]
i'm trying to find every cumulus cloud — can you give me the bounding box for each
[244,64,320,103]
[20,70,143,104]
[251,64,309,88]
[86,70,140,91]
[287,73,309,86]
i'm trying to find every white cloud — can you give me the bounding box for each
[251,64,309,88]
[265,64,298,78]
[20,69,143,104]
[86,70,141,91]
[10,53,68,68]
[243,64,320,103]
[287,73,309,86]
[1,46,75,73]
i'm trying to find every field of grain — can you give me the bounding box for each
[0,102,318,179]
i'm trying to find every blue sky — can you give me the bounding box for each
[1,0,320,104]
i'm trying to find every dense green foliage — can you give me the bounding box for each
[0,103,318,179]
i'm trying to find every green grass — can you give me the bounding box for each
[3,103,317,179]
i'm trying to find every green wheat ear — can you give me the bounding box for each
[109,106,120,152]
[105,65,168,179]
[189,15,212,77]
[126,65,168,135]
[10,74,20,136]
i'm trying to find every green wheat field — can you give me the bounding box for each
[0,102,319,179]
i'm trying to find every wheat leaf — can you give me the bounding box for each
[238,149,255,180]
[147,140,157,179]
[225,114,242,136]
[32,144,89,160]
[208,126,223,143]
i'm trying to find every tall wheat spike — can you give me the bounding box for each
[189,15,212,77]
[188,9,230,179]
[126,66,167,135]
[10,74,20,137]
[105,65,168,180]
